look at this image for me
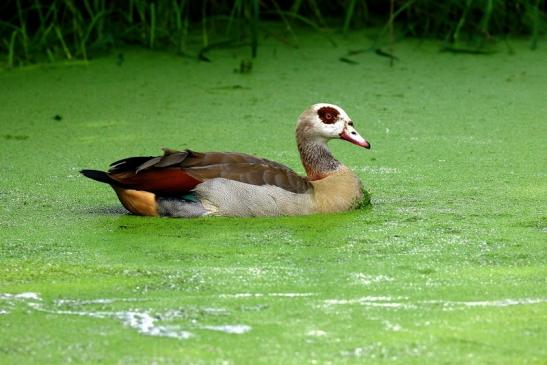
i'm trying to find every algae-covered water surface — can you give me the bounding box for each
[1,33,546,364]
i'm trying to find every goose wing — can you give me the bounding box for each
[106,148,311,195]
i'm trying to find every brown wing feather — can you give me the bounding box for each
[183,163,311,193]
[105,148,311,195]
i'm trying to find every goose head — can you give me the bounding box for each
[296,103,371,149]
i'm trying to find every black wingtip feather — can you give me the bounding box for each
[109,156,155,169]
[80,169,118,185]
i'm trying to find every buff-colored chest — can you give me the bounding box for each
[310,166,363,213]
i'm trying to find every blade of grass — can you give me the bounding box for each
[46,48,56,62]
[271,0,295,37]
[150,2,156,49]
[66,0,85,58]
[80,10,107,60]
[290,0,304,15]
[38,23,55,51]
[227,0,243,35]
[33,0,45,25]
[8,30,17,67]
[389,0,395,66]
[183,0,189,52]
[15,0,29,61]
[453,0,473,44]
[267,11,337,47]
[306,0,325,27]
[250,0,259,58]
[129,0,134,23]
[172,0,186,53]
[527,0,541,49]
[96,0,105,40]
[67,0,84,33]
[54,25,72,60]
[135,1,146,43]
[373,0,415,49]
[343,0,358,34]
[83,0,93,19]
[480,0,494,35]
[0,21,19,31]
[201,0,208,48]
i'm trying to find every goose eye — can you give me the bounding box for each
[317,106,340,124]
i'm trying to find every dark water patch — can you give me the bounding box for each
[3,134,29,140]
[375,48,399,61]
[440,46,496,55]
[208,85,251,91]
[339,57,358,65]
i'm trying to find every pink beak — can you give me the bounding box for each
[340,128,371,149]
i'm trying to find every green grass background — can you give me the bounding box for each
[2,0,545,67]
[0,32,546,363]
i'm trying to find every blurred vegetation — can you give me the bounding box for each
[1,0,545,67]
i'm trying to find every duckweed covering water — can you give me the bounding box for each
[0,32,546,364]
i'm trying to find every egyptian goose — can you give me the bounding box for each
[81,103,371,217]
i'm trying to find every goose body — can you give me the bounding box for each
[81,103,371,218]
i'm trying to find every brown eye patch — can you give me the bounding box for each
[317,106,340,124]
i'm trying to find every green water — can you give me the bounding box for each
[1,32,546,364]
